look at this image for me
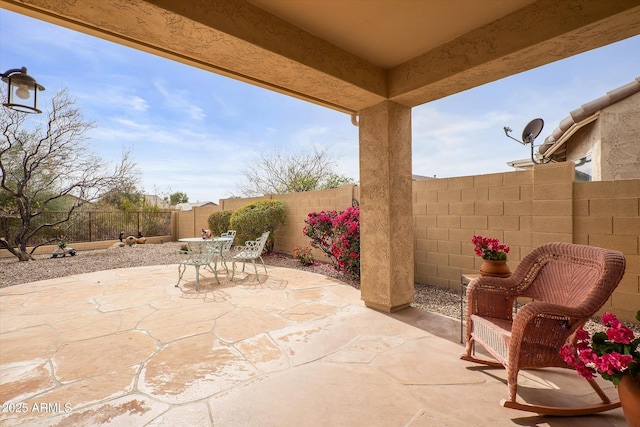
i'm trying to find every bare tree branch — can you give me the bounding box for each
[237,145,354,197]
[0,88,139,260]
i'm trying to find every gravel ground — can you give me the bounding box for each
[1,242,637,335]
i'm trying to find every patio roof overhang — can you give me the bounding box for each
[2,0,640,114]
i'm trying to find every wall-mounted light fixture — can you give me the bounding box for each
[1,67,45,114]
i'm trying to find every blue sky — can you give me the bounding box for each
[1,9,639,203]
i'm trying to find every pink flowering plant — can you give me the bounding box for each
[330,206,360,277]
[303,210,339,262]
[471,235,510,261]
[560,311,640,386]
[303,206,360,278]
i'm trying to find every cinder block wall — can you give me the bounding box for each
[214,185,357,259]
[574,179,640,321]
[413,169,535,290]
[412,161,639,323]
[272,186,356,257]
[175,205,220,239]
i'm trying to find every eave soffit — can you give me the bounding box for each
[1,0,640,115]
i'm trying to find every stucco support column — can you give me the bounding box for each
[358,101,414,312]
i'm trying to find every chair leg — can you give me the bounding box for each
[252,259,258,277]
[259,256,267,274]
[208,259,220,284]
[176,263,186,287]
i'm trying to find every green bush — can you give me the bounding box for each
[230,199,286,252]
[207,210,232,236]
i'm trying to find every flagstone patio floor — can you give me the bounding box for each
[0,264,628,426]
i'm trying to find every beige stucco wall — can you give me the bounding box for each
[600,92,640,180]
[565,91,640,181]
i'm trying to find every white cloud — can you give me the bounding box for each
[153,79,206,120]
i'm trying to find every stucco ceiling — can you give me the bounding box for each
[2,0,640,114]
[247,0,537,69]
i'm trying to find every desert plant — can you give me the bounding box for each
[293,245,314,266]
[207,210,233,236]
[229,199,286,252]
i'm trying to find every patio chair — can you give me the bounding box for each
[216,230,236,272]
[176,239,225,290]
[460,242,626,416]
[231,231,270,280]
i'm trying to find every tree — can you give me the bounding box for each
[236,146,356,197]
[165,191,189,205]
[97,182,144,212]
[0,88,138,261]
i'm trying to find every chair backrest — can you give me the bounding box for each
[244,231,270,258]
[220,230,236,251]
[204,239,225,259]
[511,242,625,316]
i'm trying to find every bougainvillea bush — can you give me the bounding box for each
[303,210,339,262]
[303,206,360,278]
[330,206,360,277]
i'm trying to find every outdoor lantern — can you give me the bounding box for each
[1,67,45,114]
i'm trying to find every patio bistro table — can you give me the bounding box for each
[177,237,233,290]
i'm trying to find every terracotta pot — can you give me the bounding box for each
[618,375,640,427]
[479,260,510,277]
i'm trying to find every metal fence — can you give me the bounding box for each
[1,211,172,246]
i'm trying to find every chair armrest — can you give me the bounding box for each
[466,276,520,320]
[507,301,586,369]
[511,301,586,335]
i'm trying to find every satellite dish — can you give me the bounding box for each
[521,118,544,144]
[503,117,551,165]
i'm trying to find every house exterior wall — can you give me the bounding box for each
[565,91,640,181]
[565,121,599,162]
[599,92,640,180]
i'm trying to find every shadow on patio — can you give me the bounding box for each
[0,265,628,426]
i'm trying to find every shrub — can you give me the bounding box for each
[293,245,314,266]
[303,206,360,277]
[331,206,360,277]
[303,210,339,265]
[230,199,286,252]
[207,210,232,236]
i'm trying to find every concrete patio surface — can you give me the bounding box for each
[0,264,628,426]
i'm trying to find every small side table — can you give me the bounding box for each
[460,273,479,343]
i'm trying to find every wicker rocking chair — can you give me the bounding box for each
[461,242,626,416]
